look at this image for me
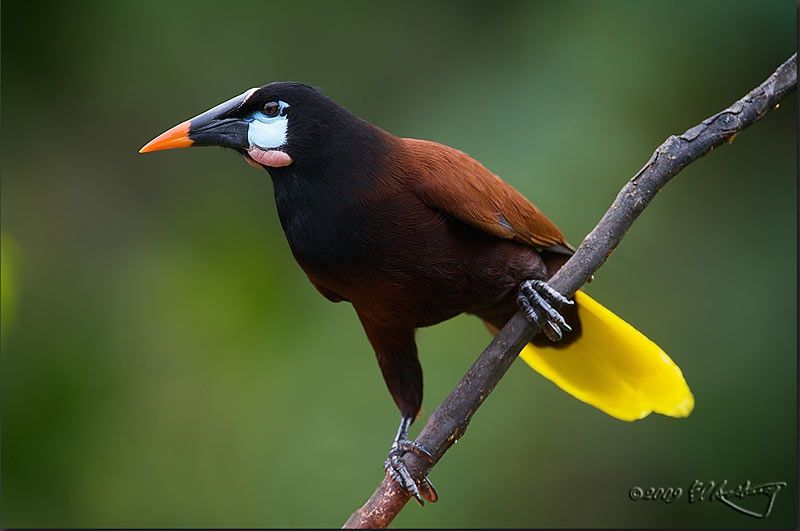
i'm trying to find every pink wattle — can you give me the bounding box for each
[247,147,293,167]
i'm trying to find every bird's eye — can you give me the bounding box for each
[263,101,280,117]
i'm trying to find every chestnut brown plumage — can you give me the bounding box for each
[140,82,693,505]
[302,133,582,420]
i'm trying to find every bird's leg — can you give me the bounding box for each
[356,317,438,505]
[384,415,438,505]
[517,279,574,341]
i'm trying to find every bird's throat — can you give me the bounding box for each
[247,147,293,167]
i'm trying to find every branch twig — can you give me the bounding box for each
[343,53,797,529]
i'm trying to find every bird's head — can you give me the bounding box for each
[140,82,354,170]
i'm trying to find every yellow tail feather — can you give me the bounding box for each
[488,290,694,421]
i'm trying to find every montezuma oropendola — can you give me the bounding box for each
[140,82,694,504]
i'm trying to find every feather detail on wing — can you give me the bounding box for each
[402,138,571,252]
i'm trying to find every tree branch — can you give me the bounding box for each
[343,53,797,529]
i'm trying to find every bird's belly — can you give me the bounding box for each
[316,213,547,328]
[275,186,546,328]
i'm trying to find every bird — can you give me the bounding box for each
[140,82,694,504]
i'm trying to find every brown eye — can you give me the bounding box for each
[263,101,280,117]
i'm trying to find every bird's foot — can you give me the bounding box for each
[517,279,574,341]
[384,439,438,505]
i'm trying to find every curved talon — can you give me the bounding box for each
[541,303,572,332]
[517,280,572,342]
[385,437,437,505]
[542,321,562,341]
[419,476,439,503]
[385,454,425,505]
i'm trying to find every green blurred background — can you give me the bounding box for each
[1,0,796,527]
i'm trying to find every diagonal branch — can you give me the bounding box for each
[343,53,797,529]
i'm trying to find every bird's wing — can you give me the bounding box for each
[404,138,572,252]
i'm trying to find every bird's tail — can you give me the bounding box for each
[484,290,694,421]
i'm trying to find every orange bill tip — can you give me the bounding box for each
[139,120,193,153]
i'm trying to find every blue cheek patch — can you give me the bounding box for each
[247,101,290,149]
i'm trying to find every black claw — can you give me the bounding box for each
[385,455,425,505]
[385,417,437,505]
[541,303,571,331]
[385,436,436,505]
[419,476,439,503]
[517,280,573,342]
[542,321,562,341]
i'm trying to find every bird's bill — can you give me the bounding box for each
[139,120,192,153]
[139,89,256,153]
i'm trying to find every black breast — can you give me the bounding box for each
[271,170,371,277]
[266,115,393,279]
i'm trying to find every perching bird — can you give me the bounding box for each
[140,82,694,503]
